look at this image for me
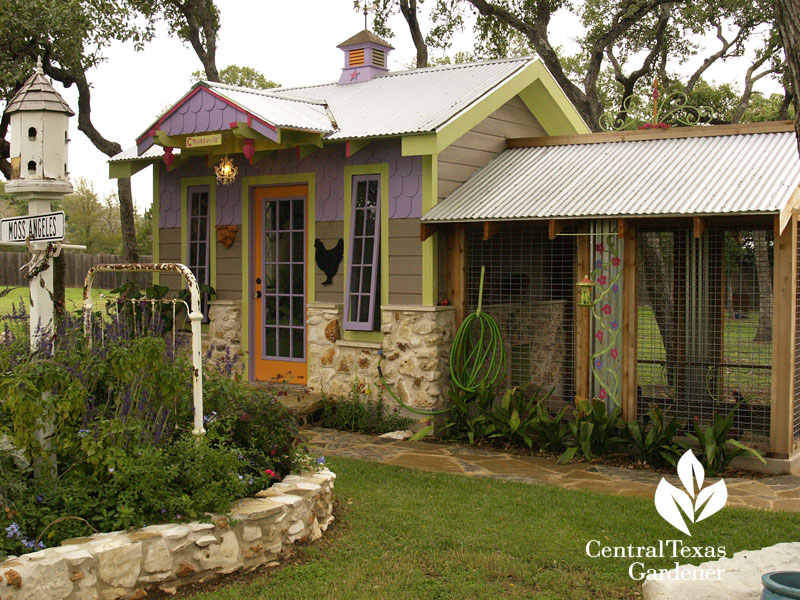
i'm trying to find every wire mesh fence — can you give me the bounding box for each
[636,226,772,444]
[466,223,576,409]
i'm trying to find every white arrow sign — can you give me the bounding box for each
[0,211,65,243]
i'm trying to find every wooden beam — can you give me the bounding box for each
[693,216,705,239]
[548,219,567,240]
[230,122,272,142]
[446,224,467,327]
[621,223,638,422]
[780,185,800,234]
[770,213,797,458]
[507,120,795,149]
[617,218,626,239]
[575,222,591,405]
[296,145,319,160]
[420,222,438,242]
[483,221,501,241]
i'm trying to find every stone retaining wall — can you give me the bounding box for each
[0,470,335,600]
[306,303,456,413]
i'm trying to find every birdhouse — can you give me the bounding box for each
[577,274,595,307]
[5,58,74,190]
[337,30,394,85]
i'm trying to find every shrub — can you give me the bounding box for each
[318,379,413,434]
[0,307,307,558]
[558,398,626,464]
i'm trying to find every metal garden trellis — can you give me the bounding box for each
[82,262,207,437]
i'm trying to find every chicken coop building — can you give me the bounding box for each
[110,30,800,470]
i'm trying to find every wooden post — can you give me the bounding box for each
[770,213,797,458]
[446,224,467,327]
[575,222,591,405]
[621,221,638,422]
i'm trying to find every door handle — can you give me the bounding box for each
[254,290,262,299]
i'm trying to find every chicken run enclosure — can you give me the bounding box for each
[462,218,788,451]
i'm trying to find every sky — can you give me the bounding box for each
[3,1,782,214]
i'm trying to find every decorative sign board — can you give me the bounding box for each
[186,133,223,149]
[0,211,65,243]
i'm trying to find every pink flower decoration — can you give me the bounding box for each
[595,330,604,341]
[601,303,612,315]
[598,388,607,400]
[612,257,621,267]
[595,243,604,253]
[597,275,608,285]
[610,348,618,360]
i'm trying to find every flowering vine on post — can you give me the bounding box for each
[589,234,623,407]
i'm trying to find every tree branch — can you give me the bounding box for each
[168,0,219,81]
[730,49,782,123]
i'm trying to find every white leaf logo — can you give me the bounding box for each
[654,450,727,536]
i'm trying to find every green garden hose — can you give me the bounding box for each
[376,266,506,415]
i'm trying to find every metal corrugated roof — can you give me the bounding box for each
[109,145,163,162]
[422,131,800,222]
[271,57,534,140]
[204,83,335,133]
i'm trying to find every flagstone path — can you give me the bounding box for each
[302,427,800,512]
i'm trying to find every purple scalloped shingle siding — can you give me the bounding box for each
[159,138,422,229]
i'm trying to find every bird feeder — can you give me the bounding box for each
[577,275,595,307]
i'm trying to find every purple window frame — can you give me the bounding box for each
[344,175,381,331]
[186,185,211,322]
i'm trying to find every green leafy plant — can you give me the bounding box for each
[317,379,413,435]
[529,401,570,453]
[477,385,555,449]
[687,401,766,475]
[625,404,688,468]
[558,398,626,464]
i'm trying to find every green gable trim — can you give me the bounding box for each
[342,163,390,344]
[109,160,153,179]
[518,64,591,136]
[400,59,589,157]
[239,172,317,381]
[422,154,438,306]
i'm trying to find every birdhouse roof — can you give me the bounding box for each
[6,62,74,116]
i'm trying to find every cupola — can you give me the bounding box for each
[5,57,74,192]
[337,30,393,85]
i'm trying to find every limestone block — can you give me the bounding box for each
[241,526,262,542]
[143,539,171,574]
[194,535,217,548]
[94,540,142,588]
[5,556,73,600]
[193,531,240,572]
[229,498,284,521]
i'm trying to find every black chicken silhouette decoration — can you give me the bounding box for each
[315,239,344,285]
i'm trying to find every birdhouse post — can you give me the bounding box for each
[2,57,75,348]
[1,58,81,471]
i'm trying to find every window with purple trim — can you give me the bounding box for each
[344,175,381,330]
[187,186,211,322]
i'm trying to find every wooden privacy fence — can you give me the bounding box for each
[0,252,154,289]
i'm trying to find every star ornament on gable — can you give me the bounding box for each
[350,70,360,81]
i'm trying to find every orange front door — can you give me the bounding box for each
[252,185,308,384]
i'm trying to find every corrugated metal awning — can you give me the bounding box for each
[422,129,800,222]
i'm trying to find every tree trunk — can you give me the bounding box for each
[400,0,428,68]
[639,231,680,390]
[753,230,773,342]
[775,0,800,155]
[52,252,65,325]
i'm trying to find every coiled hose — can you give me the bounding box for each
[377,266,506,415]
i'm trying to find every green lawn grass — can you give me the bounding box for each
[0,286,114,316]
[187,457,800,600]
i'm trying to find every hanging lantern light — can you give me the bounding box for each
[214,155,238,185]
[577,275,595,307]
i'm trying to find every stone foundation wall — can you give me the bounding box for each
[0,470,335,600]
[203,300,243,373]
[307,303,456,412]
